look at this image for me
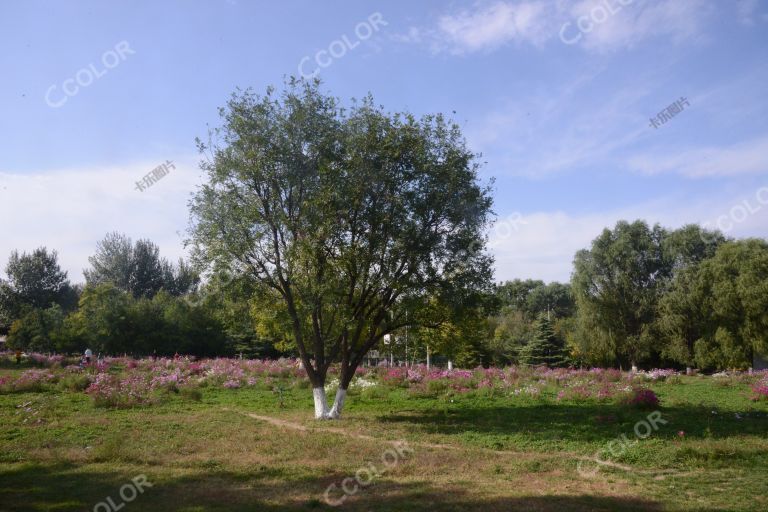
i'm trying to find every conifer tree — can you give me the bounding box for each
[519,314,567,367]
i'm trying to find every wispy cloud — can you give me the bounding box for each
[436,1,551,53]
[465,70,654,178]
[627,134,768,177]
[567,0,711,52]
[397,0,713,55]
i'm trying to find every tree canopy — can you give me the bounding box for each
[84,232,198,298]
[658,239,768,370]
[571,221,726,368]
[0,247,76,332]
[189,79,494,417]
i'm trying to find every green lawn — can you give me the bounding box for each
[1,367,767,511]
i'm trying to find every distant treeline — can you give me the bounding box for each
[1,221,766,371]
[0,232,283,358]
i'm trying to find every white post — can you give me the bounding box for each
[426,345,431,371]
[448,360,453,371]
[405,311,409,367]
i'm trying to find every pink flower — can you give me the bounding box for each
[751,378,768,401]
[677,430,685,437]
[621,387,660,408]
[222,379,241,389]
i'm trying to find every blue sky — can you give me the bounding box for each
[1,0,767,283]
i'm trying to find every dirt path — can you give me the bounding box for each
[229,408,686,477]
[239,410,457,451]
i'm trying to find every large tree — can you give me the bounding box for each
[571,221,725,367]
[658,239,768,370]
[571,221,668,368]
[189,79,493,419]
[0,247,76,332]
[496,279,574,320]
[489,279,574,365]
[85,232,198,298]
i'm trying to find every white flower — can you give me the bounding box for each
[324,378,339,392]
[351,377,377,389]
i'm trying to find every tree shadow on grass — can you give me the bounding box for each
[376,403,768,444]
[0,461,715,512]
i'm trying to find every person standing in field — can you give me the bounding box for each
[84,348,92,364]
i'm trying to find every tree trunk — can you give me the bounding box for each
[313,387,330,419]
[313,386,348,420]
[327,388,347,419]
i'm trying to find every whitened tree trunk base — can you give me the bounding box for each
[313,387,347,420]
[327,388,347,419]
[313,387,330,420]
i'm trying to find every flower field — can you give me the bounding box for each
[2,351,767,411]
[2,352,768,511]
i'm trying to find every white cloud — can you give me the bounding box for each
[398,0,712,55]
[0,159,202,284]
[2,161,766,288]
[489,188,768,282]
[567,0,710,52]
[627,134,768,177]
[435,1,552,53]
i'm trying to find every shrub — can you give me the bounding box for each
[426,379,450,395]
[222,378,241,389]
[10,370,58,393]
[59,373,92,392]
[381,368,409,388]
[0,375,11,392]
[85,373,157,408]
[557,385,593,402]
[620,387,660,408]
[751,378,768,401]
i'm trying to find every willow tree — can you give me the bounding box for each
[189,79,493,419]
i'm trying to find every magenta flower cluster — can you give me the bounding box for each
[6,350,766,411]
[7,369,58,392]
[752,375,768,401]
[621,388,660,408]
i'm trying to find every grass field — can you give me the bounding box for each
[1,359,767,512]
